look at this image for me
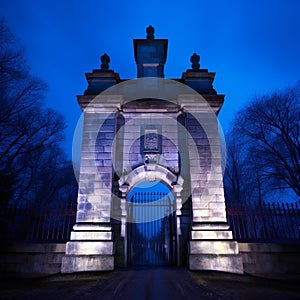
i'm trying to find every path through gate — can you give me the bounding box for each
[127,182,176,266]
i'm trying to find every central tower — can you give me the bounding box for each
[134,25,168,78]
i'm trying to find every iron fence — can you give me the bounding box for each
[227,202,300,242]
[0,202,76,242]
[1,200,299,243]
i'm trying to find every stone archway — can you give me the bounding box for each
[119,165,184,267]
[62,27,244,274]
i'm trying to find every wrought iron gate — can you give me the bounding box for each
[127,192,176,266]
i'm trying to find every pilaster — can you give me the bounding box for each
[61,95,122,273]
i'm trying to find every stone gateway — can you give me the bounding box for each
[61,27,244,274]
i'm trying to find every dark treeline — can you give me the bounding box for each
[224,82,300,205]
[0,19,77,210]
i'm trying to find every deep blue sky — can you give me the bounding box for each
[2,0,300,158]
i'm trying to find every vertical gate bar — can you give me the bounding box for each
[31,204,37,240]
[285,203,292,239]
[164,193,167,263]
[155,192,157,265]
[149,192,156,264]
[161,192,163,264]
[60,202,66,241]
[142,192,144,265]
[154,199,156,263]
[159,192,162,264]
[135,192,137,266]
[146,192,148,266]
[154,192,156,265]
[41,204,47,240]
[268,202,276,240]
[149,192,151,265]
[152,192,154,265]
[151,192,153,265]
[145,192,147,266]
[59,202,64,241]
[241,204,245,240]
[291,203,296,239]
[279,203,285,240]
[250,203,256,240]
[130,199,134,266]
[276,202,282,239]
[260,202,267,240]
[292,203,300,238]
[278,202,283,239]
[240,205,245,240]
[282,203,291,239]
[158,192,161,265]
[143,192,144,266]
[52,203,56,240]
[250,202,255,240]
[169,193,172,264]
[136,192,138,265]
[272,203,279,239]
[159,192,161,265]
[46,210,51,241]
[291,203,297,240]
[296,203,300,238]
[137,192,140,266]
[36,206,42,240]
[269,202,274,240]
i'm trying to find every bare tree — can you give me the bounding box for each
[225,83,300,203]
[0,19,67,206]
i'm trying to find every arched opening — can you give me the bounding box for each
[127,181,177,266]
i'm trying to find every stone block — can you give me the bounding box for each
[194,215,227,223]
[76,212,110,223]
[189,254,244,274]
[190,230,233,240]
[73,223,112,231]
[65,241,114,255]
[192,209,210,218]
[192,223,230,231]
[61,255,114,273]
[189,240,239,255]
[70,231,112,240]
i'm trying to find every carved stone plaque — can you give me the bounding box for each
[144,129,159,152]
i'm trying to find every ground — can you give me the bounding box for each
[0,268,300,300]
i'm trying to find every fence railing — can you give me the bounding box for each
[227,202,300,242]
[1,201,299,243]
[0,202,77,243]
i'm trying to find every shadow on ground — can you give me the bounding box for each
[1,268,300,300]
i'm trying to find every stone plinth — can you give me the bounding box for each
[188,224,244,274]
[61,255,114,273]
[61,224,114,273]
[189,254,243,274]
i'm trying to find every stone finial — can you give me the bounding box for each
[146,25,155,40]
[100,53,110,70]
[190,52,200,70]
